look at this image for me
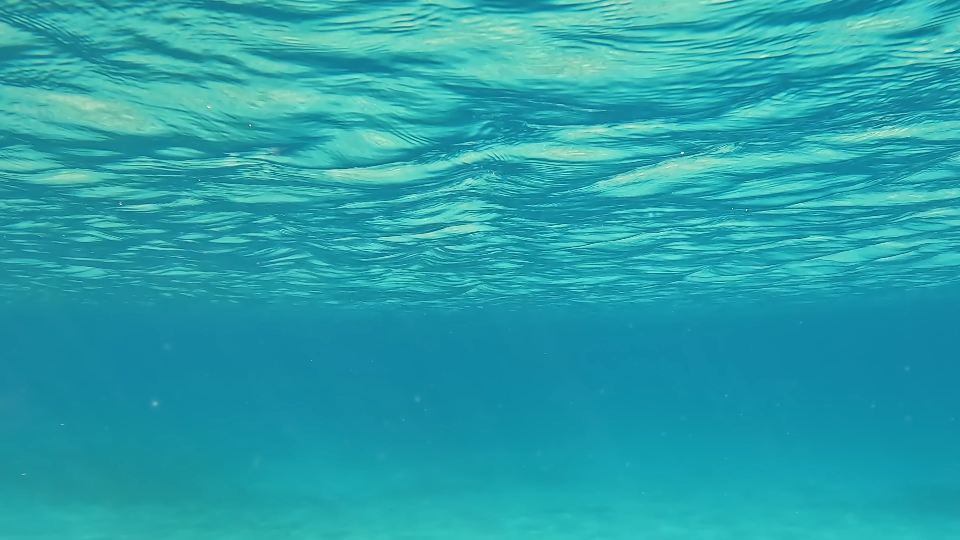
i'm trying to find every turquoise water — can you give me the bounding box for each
[2,0,960,538]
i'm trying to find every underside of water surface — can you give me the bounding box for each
[1,0,958,309]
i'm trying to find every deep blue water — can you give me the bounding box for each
[3,301,960,538]
[2,0,960,538]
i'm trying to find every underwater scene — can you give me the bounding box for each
[2,0,960,538]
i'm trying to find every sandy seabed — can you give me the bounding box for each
[3,474,958,540]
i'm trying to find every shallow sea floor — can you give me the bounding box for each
[4,446,960,540]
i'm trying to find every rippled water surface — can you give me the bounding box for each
[2,0,958,308]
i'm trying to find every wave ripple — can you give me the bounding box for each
[2,0,959,308]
